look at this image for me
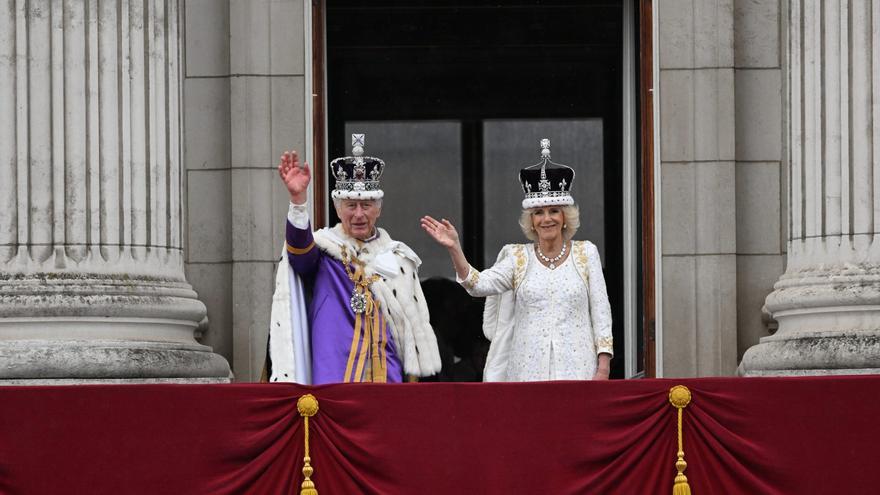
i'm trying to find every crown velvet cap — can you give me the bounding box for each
[330,133,385,201]
[519,138,575,209]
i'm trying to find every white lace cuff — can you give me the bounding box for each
[287,200,310,229]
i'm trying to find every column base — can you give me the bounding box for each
[738,332,880,376]
[0,377,232,385]
[741,257,880,376]
[0,340,232,381]
[0,272,231,381]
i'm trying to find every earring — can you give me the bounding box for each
[563,223,567,229]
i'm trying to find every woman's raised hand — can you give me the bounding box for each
[278,150,310,204]
[420,216,460,250]
[422,215,471,280]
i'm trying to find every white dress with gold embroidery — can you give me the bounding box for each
[458,240,613,381]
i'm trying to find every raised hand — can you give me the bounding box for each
[422,215,471,280]
[420,216,460,250]
[278,150,310,204]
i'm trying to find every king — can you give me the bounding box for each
[265,134,441,384]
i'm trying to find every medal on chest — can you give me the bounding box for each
[350,291,368,314]
[342,246,381,314]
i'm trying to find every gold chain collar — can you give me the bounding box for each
[341,246,382,314]
[340,245,387,383]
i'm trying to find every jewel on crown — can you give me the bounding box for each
[540,138,551,159]
[352,134,366,179]
[518,137,575,208]
[537,139,552,194]
[330,133,385,199]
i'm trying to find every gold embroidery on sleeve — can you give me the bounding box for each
[596,336,614,351]
[286,241,316,255]
[513,245,527,288]
[462,267,481,289]
[573,241,590,284]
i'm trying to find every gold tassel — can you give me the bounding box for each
[297,394,320,495]
[668,385,693,495]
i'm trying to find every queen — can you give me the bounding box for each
[421,139,613,382]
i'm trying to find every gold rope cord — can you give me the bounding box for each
[668,385,693,495]
[378,311,388,376]
[341,247,385,383]
[297,394,320,495]
[369,300,386,382]
[353,300,370,381]
[342,309,363,382]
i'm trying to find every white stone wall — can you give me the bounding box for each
[658,0,739,376]
[183,0,308,381]
[732,0,785,362]
[658,0,786,376]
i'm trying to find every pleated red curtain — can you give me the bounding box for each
[0,377,877,494]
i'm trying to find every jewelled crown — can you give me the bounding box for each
[330,133,385,200]
[518,138,575,209]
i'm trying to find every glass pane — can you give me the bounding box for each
[344,121,463,279]
[482,119,605,266]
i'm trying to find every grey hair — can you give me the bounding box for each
[518,204,580,241]
[332,197,383,209]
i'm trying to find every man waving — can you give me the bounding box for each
[266,134,441,384]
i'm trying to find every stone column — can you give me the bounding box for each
[740,0,880,375]
[0,0,230,382]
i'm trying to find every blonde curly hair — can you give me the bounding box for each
[518,204,580,241]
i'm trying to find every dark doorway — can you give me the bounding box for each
[325,0,633,379]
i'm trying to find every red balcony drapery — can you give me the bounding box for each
[0,376,878,494]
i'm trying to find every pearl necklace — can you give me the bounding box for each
[536,241,567,269]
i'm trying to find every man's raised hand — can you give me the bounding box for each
[278,150,310,204]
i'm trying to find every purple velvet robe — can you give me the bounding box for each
[286,220,403,384]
